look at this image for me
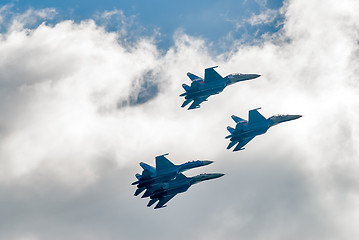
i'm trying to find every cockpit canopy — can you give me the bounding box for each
[226,73,242,78]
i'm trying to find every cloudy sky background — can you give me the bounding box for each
[0,0,359,239]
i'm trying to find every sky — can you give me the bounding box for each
[0,0,359,239]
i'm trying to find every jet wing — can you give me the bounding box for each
[154,193,177,209]
[155,154,176,175]
[204,66,223,83]
[248,108,266,124]
[233,136,255,151]
[187,96,209,110]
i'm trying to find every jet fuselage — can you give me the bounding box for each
[150,179,191,200]
[184,74,260,100]
[184,81,227,100]
[180,67,260,110]
[230,120,271,141]
[149,173,224,199]
[226,109,302,151]
[133,160,213,187]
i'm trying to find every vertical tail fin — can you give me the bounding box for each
[248,108,266,124]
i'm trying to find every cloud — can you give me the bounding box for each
[0,0,359,239]
[247,8,280,26]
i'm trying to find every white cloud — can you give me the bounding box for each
[0,0,359,239]
[247,8,280,26]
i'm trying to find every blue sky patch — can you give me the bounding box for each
[3,0,285,50]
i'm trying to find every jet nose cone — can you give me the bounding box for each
[202,160,214,166]
[289,115,302,120]
[246,74,261,80]
[253,74,261,79]
[209,173,225,179]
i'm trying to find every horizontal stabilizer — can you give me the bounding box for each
[147,198,158,207]
[142,188,154,198]
[233,145,245,151]
[139,162,155,172]
[227,126,235,134]
[182,83,191,92]
[233,147,245,151]
[187,72,203,82]
[134,187,146,196]
[181,99,192,108]
[188,100,201,110]
[227,140,238,149]
[231,115,247,124]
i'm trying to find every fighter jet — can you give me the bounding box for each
[226,108,302,151]
[180,66,261,110]
[132,154,213,196]
[146,172,224,209]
